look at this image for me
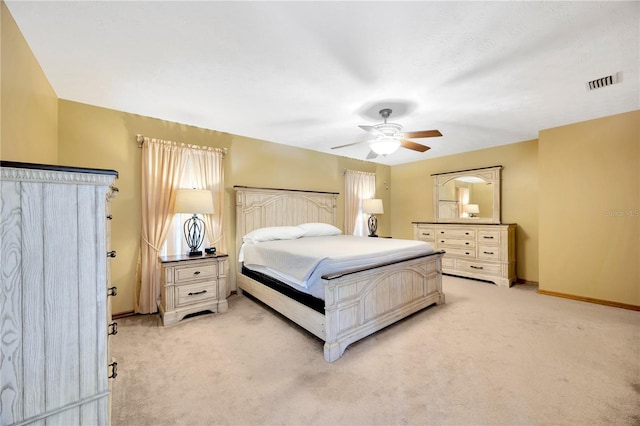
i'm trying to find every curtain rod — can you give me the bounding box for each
[136,134,228,156]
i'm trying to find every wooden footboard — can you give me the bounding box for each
[238,252,444,362]
[322,252,444,362]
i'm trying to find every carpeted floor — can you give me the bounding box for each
[111,276,640,425]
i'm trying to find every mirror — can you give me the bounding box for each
[432,166,502,224]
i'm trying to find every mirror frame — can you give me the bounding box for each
[432,165,502,224]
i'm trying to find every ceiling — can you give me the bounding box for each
[6,1,639,166]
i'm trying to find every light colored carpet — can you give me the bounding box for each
[111,276,640,426]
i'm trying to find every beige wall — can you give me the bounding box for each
[391,139,539,282]
[1,1,58,162]
[58,100,391,315]
[539,110,639,306]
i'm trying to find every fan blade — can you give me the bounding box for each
[403,130,442,139]
[366,150,378,160]
[359,125,385,136]
[400,139,430,152]
[331,140,367,150]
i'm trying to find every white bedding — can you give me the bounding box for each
[241,235,435,299]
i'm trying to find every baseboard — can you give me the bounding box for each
[113,310,136,319]
[537,289,640,311]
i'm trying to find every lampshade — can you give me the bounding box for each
[463,204,480,214]
[174,189,214,214]
[369,137,401,155]
[363,198,384,214]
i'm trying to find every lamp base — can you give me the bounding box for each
[187,250,203,256]
[367,215,378,238]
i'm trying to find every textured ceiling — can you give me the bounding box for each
[6,1,639,165]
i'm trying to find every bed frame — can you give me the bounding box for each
[235,186,445,362]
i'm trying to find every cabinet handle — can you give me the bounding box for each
[465,232,470,235]
[108,362,118,379]
[421,232,430,236]
[470,265,484,270]
[465,242,470,245]
[440,231,445,234]
[193,271,201,275]
[188,290,207,296]
[484,251,494,255]
[107,250,117,258]
[440,240,445,243]
[107,286,118,297]
[107,214,113,220]
[108,322,118,335]
[483,236,494,239]
[465,252,470,255]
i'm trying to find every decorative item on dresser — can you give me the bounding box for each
[414,165,517,287]
[158,253,229,326]
[0,161,118,425]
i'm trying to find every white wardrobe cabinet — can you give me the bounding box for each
[1,162,118,425]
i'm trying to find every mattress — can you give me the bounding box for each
[241,235,435,300]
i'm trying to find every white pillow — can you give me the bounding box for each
[298,222,342,237]
[242,226,305,244]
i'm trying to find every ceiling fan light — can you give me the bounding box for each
[369,138,401,155]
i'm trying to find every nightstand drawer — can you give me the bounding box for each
[176,281,217,307]
[175,264,217,283]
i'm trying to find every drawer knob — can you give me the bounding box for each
[188,290,207,296]
[465,232,469,235]
[107,286,118,297]
[108,322,118,335]
[470,265,484,270]
[483,236,494,239]
[193,271,201,275]
[108,362,118,379]
[465,252,470,255]
[465,242,470,245]
[440,240,445,243]
[107,214,113,220]
[107,250,117,258]
[484,251,494,255]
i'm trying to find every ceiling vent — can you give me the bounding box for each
[587,73,619,91]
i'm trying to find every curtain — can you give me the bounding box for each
[189,146,227,254]
[135,138,188,314]
[344,170,376,236]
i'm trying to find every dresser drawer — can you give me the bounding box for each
[176,281,217,307]
[437,238,475,248]
[477,230,501,245]
[442,257,455,269]
[457,259,501,276]
[478,246,501,261]
[175,263,217,283]
[415,226,436,242]
[445,247,475,258]
[437,228,475,239]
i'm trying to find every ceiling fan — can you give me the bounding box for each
[331,108,442,159]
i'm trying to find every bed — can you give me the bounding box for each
[235,186,445,362]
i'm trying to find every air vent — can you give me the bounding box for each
[587,73,619,91]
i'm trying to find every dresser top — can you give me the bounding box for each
[1,161,118,177]
[412,221,517,226]
[159,253,228,264]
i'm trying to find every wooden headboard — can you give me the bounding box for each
[234,186,339,258]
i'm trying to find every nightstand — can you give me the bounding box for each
[158,253,229,326]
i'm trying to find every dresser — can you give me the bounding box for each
[1,161,118,425]
[158,253,229,325]
[413,222,516,287]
